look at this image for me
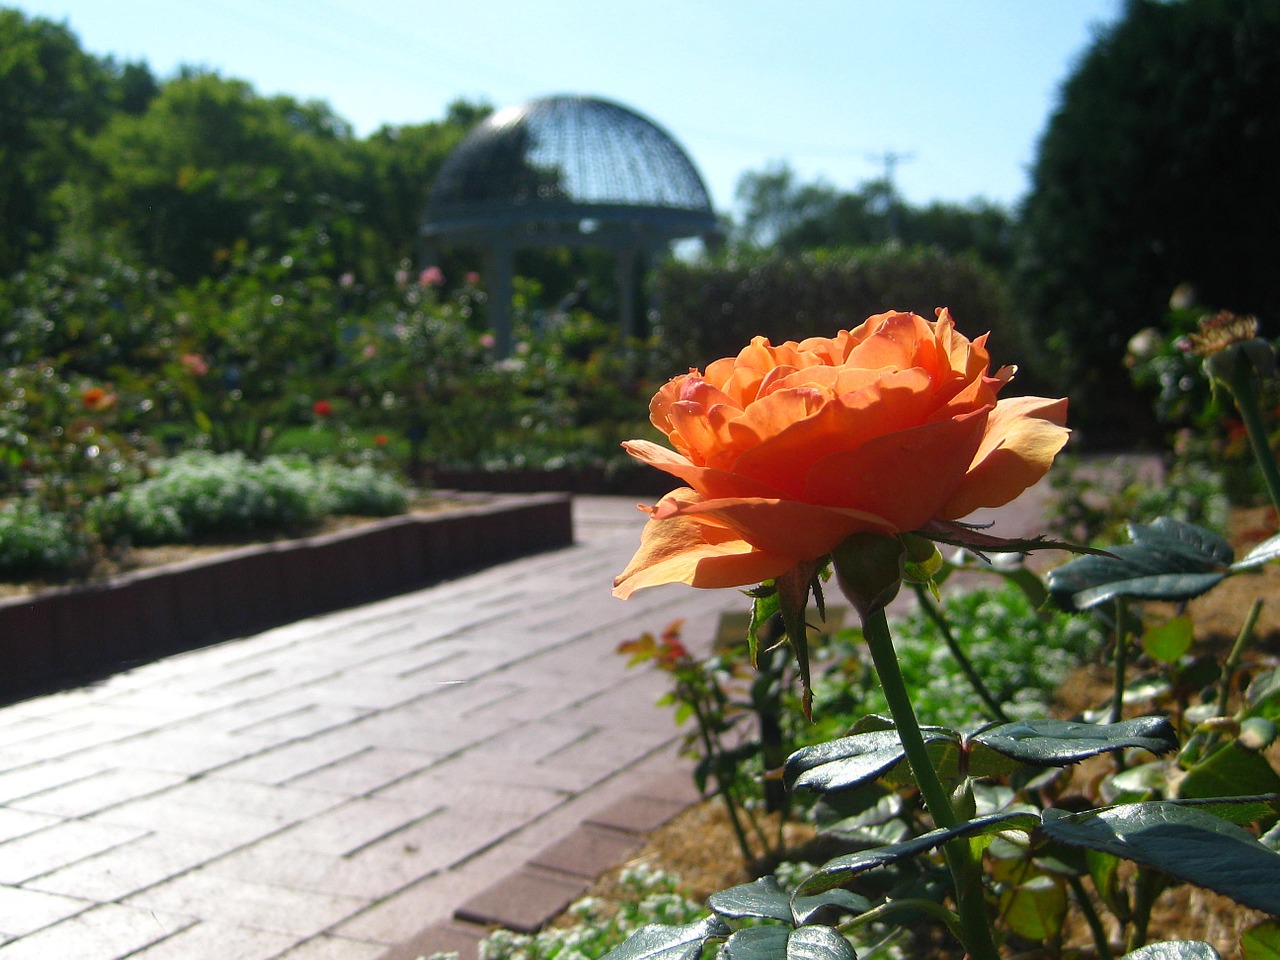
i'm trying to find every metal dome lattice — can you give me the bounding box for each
[424,95,717,239]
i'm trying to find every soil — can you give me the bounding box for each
[573,506,1280,957]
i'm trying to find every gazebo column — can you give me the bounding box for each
[484,243,515,358]
[616,248,637,342]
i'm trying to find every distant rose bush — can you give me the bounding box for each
[614,309,1068,597]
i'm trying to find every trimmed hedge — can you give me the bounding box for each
[655,246,1030,377]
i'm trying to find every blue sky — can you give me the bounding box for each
[11,0,1124,214]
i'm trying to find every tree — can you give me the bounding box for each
[81,71,361,281]
[0,8,128,275]
[1016,0,1280,437]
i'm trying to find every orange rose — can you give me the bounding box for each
[614,309,1068,599]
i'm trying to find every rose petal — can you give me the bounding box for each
[803,408,990,530]
[940,396,1070,519]
[612,491,795,598]
[656,494,895,560]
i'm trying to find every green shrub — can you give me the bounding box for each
[0,500,85,579]
[88,452,409,545]
[845,583,1104,729]
[654,246,1020,375]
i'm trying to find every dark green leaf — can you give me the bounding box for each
[723,925,790,960]
[1235,533,1280,572]
[791,889,872,925]
[973,716,1177,767]
[1047,518,1233,611]
[723,924,857,960]
[785,729,959,794]
[709,877,792,922]
[998,874,1067,941]
[601,915,730,960]
[798,811,1041,894]
[1121,941,1220,960]
[1247,669,1280,723]
[1039,800,1280,914]
[1242,920,1280,959]
[1178,743,1280,802]
[786,924,859,960]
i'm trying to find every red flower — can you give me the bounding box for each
[313,399,334,417]
[181,353,209,376]
[374,433,389,447]
[81,387,116,411]
[418,266,444,287]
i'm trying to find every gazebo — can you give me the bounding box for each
[420,95,720,356]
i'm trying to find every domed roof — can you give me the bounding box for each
[423,95,718,242]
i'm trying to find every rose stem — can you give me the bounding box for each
[1228,354,1280,516]
[862,606,1000,960]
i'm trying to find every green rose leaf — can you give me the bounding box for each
[1246,668,1280,723]
[1142,615,1195,664]
[797,811,1041,894]
[1178,742,1280,802]
[601,915,730,960]
[1121,941,1221,960]
[1242,920,1280,959]
[791,889,873,926]
[723,924,857,960]
[972,716,1177,768]
[1047,517,1232,611]
[1040,800,1280,914]
[785,729,960,794]
[998,874,1068,942]
[709,876,792,923]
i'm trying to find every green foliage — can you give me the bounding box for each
[0,499,85,578]
[0,8,149,275]
[1047,456,1229,547]
[852,583,1103,728]
[655,247,1019,375]
[87,452,407,545]
[734,161,1014,272]
[1016,0,1280,436]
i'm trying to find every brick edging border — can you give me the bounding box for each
[0,492,573,703]
[378,772,701,960]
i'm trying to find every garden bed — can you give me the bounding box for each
[0,492,572,703]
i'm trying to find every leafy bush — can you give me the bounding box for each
[0,500,85,578]
[654,246,1018,374]
[88,452,408,545]
[847,583,1104,729]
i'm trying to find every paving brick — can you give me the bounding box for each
[124,918,298,960]
[584,794,692,836]
[453,867,588,933]
[0,902,193,960]
[284,747,439,796]
[10,768,186,818]
[0,884,92,937]
[209,736,370,787]
[527,824,643,880]
[249,796,435,858]
[125,869,366,939]
[276,933,387,959]
[0,809,60,845]
[25,833,232,902]
[379,921,485,960]
[0,820,148,885]
[0,759,107,805]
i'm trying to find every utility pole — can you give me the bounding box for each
[867,149,914,243]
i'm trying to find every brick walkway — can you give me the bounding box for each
[0,497,753,960]
[0,484,1065,960]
